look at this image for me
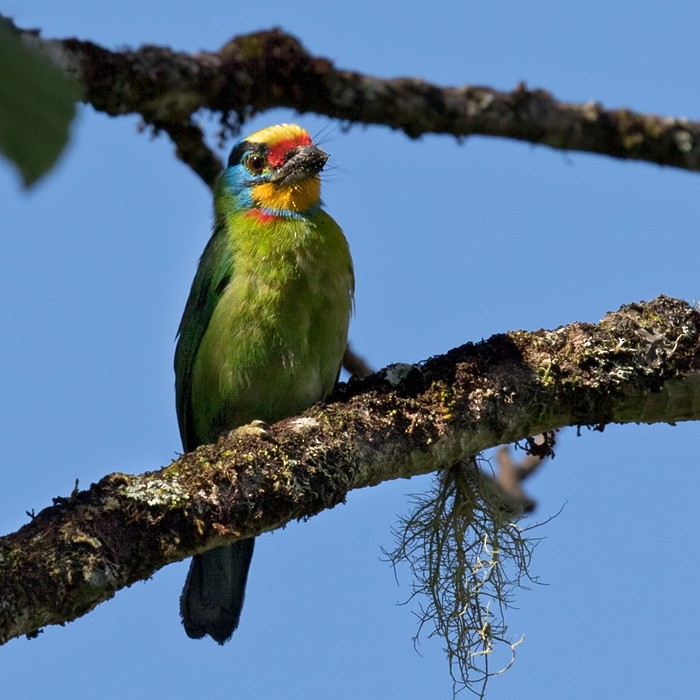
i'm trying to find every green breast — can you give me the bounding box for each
[183,209,353,447]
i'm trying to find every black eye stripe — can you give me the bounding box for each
[227,141,267,168]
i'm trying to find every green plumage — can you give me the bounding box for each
[176,205,354,450]
[175,125,353,643]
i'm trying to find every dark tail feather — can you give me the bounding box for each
[180,538,255,644]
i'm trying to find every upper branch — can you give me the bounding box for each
[1,296,700,644]
[12,21,700,185]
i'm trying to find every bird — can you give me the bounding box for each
[175,123,354,644]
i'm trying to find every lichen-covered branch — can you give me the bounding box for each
[1,295,699,644]
[9,17,700,188]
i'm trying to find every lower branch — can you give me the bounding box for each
[1,295,699,644]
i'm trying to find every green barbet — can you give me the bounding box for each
[175,124,354,643]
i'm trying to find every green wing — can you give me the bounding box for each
[175,224,233,452]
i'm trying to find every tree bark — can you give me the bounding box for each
[1,295,699,645]
[6,17,700,188]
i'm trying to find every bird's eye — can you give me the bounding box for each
[245,154,265,175]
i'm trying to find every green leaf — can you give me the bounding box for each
[0,21,78,186]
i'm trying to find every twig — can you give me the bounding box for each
[495,432,556,513]
[343,343,373,378]
[150,119,222,189]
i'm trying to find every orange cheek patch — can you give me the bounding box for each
[252,179,320,212]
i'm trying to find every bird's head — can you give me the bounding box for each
[219,124,328,216]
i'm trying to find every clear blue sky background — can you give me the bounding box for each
[2,2,700,698]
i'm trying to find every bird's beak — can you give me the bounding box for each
[268,145,329,186]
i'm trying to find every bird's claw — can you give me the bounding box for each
[226,419,276,442]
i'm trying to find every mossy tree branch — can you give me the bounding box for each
[1,295,699,645]
[7,18,700,189]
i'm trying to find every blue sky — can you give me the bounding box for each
[2,2,700,698]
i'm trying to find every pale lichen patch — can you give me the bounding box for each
[122,477,190,507]
[287,416,320,432]
[381,363,420,386]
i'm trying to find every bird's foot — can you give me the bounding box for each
[225,419,276,442]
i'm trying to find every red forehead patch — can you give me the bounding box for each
[267,133,312,167]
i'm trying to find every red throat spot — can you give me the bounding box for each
[244,209,280,223]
